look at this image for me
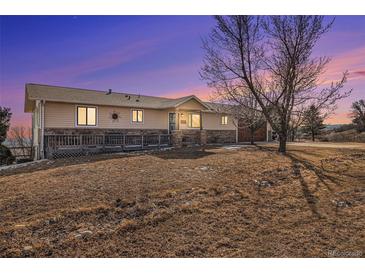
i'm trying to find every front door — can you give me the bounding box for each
[169,113,176,133]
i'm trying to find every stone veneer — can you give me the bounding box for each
[206,130,236,144]
[171,129,236,147]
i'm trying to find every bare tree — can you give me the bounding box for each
[288,111,305,142]
[236,99,266,145]
[7,127,32,158]
[201,16,351,153]
[211,91,265,145]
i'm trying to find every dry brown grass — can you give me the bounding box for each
[0,144,364,257]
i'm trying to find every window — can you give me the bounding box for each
[132,110,143,123]
[188,113,201,128]
[221,115,228,125]
[77,106,97,126]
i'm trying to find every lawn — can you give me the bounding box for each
[0,143,364,257]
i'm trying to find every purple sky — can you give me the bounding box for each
[0,16,364,127]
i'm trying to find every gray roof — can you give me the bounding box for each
[25,83,213,112]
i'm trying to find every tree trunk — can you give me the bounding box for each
[311,130,315,141]
[278,134,287,154]
[250,129,255,145]
[292,129,296,142]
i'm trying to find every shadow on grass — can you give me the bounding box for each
[290,158,322,219]
[154,147,216,160]
[254,144,346,219]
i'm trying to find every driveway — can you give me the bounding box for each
[285,141,365,149]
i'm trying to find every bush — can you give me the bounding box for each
[334,124,355,132]
[0,145,15,165]
[319,129,365,143]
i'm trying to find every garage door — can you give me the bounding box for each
[238,123,267,142]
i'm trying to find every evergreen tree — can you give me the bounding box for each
[351,99,365,132]
[0,107,12,143]
[302,105,325,141]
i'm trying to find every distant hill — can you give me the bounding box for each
[323,124,348,131]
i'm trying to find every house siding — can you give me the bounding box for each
[44,102,169,130]
[177,110,236,131]
[44,102,237,132]
[203,112,236,130]
[44,102,74,128]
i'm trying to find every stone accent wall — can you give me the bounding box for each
[206,130,236,144]
[172,129,235,147]
[171,130,183,148]
[44,128,168,135]
[200,130,207,145]
[180,129,201,145]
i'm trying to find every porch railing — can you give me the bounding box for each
[44,134,171,159]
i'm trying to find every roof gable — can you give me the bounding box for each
[174,96,210,110]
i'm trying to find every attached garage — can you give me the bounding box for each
[237,122,268,142]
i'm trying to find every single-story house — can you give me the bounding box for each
[24,83,271,159]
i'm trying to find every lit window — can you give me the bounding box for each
[132,110,143,123]
[77,106,97,126]
[221,115,228,125]
[87,107,96,125]
[188,113,200,128]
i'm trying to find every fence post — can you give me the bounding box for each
[122,134,125,150]
[80,134,83,154]
[158,135,161,148]
[141,135,144,149]
[102,135,105,152]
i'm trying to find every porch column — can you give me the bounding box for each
[40,100,45,159]
[200,110,203,130]
[177,112,180,130]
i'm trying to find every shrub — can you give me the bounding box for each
[334,124,355,132]
[0,145,15,165]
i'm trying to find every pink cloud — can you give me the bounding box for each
[159,85,213,101]
[321,46,365,83]
[352,70,365,76]
[325,112,352,125]
[9,115,31,129]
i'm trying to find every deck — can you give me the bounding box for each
[44,134,171,158]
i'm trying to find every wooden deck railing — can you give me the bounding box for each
[44,134,171,158]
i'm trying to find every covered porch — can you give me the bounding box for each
[167,98,209,146]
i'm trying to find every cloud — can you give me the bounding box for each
[27,39,158,83]
[352,70,365,76]
[9,114,31,128]
[321,46,365,82]
[325,112,352,125]
[67,61,204,95]
[159,85,213,101]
